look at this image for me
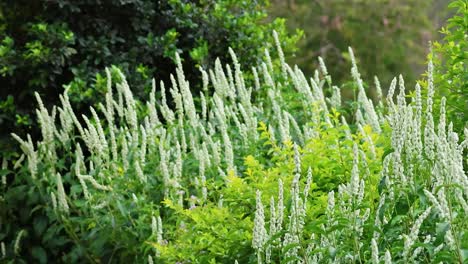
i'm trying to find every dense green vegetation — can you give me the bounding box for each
[0,0,467,263]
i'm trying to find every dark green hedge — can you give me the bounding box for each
[0,0,301,156]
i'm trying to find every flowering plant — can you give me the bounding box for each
[2,30,467,263]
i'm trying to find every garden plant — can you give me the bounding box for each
[0,28,466,263]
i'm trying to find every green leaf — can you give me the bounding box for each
[381,148,394,161]
[31,246,47,264]
[434,250,456,262]
[461,249,468,263]
[116,200,127,217]
[283,255,303,263]
[436,222,450,238]
[33,216,48,236]
[282,242,301,254]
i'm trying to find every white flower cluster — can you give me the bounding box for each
[253,190,267,263]
[251,39,467,263]
[13,229,24,255]
[381,58,468,256]
[1,241,5,258]
[151,213,163,244]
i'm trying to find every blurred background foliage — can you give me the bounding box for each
[0,0,301,157]
[268,0,449,92]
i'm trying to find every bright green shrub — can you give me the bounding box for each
[2,31,467,263]
[429,0,468,131]
[253,69,468,262]
[158,120,385,263]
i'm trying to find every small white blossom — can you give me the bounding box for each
[403,207,432,258]
[1,241,5,258]
[384,250,392,264]
[253,190,267,251]
[51,192,57,211]
[14,230,24,255]
[56,173,69,214]
[371,238,379,264]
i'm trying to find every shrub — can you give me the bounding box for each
[429,0,468,132]
[254,68,468,263]
[3,31,467,263]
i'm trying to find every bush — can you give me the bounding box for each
[429,0,468,132]
[2,30,467,263]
